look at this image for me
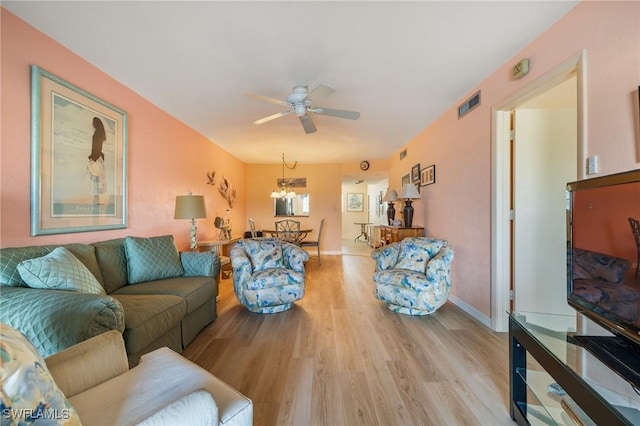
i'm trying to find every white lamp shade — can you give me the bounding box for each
[174,195,207,219]
[398,183,421,200]
[382,189,398,202]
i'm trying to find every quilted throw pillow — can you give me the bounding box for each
[124,235,184,284]
[16,247,105,295]
[395,238,445,274]
[0,324,81,425]
[242,238,283,271]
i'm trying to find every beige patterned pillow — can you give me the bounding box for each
[16,247,105,294]
[0,323,82,425]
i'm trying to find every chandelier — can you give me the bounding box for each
[270,153,298,199]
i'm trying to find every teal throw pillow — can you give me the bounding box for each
[395,238,445,274]
[16,247,106,294]
[124,235,184,284]
[242,238,283,271]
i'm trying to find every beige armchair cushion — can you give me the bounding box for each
[45,329,129,397]
[68,347,252,425]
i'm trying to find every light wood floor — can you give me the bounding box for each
[183,255,514,426]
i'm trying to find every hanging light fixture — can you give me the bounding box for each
[270,153,298,199]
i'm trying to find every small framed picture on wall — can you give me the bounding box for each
[421,164,436,186]
[411,163,420,183]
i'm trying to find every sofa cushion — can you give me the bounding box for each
[45,243,105,288]
[248,269,305,290]
[16,247,106,295]
[1,246,52,287]
[0,324,81,425]
[110,294,186,354]
[242,238,283,271]
[124,235,184,284]
[111,276,215,314]
[92,238,128,293]
[395,238,445,274]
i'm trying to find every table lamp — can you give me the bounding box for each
[174,193,207,250]
[382,189,398,226]
[397,183,421,228]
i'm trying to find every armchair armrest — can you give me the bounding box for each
[371,243,401,271]
[282,242,309,272]
[180,251,221,277]
[230,246,253,298]
[0,287,125,357]
[137,389,218,426]
[45,330,129,398]
[426,244,455,283]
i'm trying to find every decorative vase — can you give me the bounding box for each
[387,202,395,226]
[403,200,414,228]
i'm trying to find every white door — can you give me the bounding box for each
[513,104,577,315]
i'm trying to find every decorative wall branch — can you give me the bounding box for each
[218,175,236,209]
[206,171,215,186]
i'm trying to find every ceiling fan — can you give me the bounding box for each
[246,84,360,134]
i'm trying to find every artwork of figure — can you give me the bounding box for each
[88,117,107,205]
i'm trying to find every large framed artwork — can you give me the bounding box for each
[31,65,127,235]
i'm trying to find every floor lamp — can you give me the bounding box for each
[174,194,207,250]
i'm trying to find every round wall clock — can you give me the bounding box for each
[360,160,370,171]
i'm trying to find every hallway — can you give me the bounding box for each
[341,237,374,257]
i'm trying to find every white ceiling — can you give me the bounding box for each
[4,1,578,165]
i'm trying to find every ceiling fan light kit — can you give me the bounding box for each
[247,84,360,134]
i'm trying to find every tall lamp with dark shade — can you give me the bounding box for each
[382,189,398,226]
[398,183,421,228]
[174,193,207,251]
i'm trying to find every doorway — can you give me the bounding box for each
[491,51,586,331]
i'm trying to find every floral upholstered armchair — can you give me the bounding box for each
[230,238,309,313]
[371,237,454,315]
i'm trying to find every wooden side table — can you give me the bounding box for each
[198,237,241,280]
[379,226,424,244]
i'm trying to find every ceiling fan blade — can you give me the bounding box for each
[314,107,360,120]
[309,84,335,100]
[299,115,317,134]
[253,110,292,125]
[245,92,290,107]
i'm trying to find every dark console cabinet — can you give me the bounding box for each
[509,312,639,425]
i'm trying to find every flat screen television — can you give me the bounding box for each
[567,169,640,387]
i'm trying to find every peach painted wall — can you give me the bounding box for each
[245,163,342,252]
[0,10,245,250]
[387,1,640,318]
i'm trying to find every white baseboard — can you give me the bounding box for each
[448,294,492,329]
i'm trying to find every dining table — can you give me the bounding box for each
[262,228,313,242]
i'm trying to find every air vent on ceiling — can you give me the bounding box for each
[399,149,407,160]
[458,90,481,119]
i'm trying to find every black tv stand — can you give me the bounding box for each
[568,335,640,389]
[509,312,638,425]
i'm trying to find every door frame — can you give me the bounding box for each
[490,50,587,332]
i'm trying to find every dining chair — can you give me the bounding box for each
[300,218,325,265]
[275,219,301,245]
[629,217,640,277]
[248,218,257,238]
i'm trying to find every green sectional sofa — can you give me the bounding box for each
[0,235,220,366]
